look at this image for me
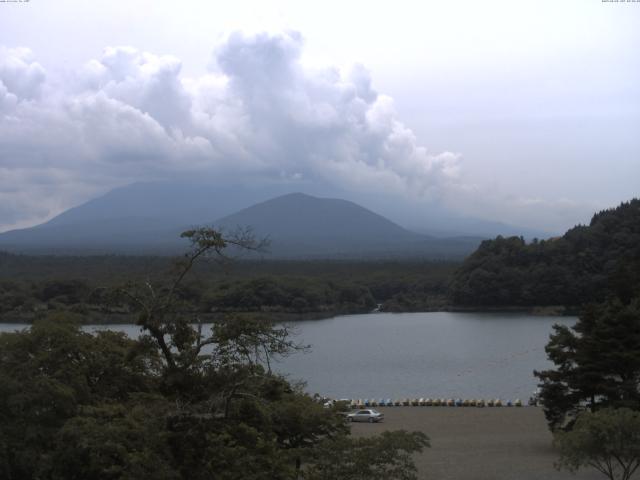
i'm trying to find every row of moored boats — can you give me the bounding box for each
[347,398,525,407]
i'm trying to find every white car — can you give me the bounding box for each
[346,409,384,423]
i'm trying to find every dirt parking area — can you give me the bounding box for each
[349,407,603,480]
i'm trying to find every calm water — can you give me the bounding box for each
[0,312,576,400]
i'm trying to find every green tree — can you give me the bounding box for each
[535,298,640,430]
[554,408,640,480]
[0,227,431,479]
[305,430,430,480]
[0,316,157,478]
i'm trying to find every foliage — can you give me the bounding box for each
[0,228,430,479]
[450,199,640,307]
[535,297,640,431]
[0,254,457,322]
[304,430,430,480]
[554,408,640,480]
[0,316,159,478]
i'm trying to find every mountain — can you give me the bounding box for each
[41,181,287,228]
[0,187,483,258]
[214,193,481,258]
[0,181,291,254]
[216,192,416,243]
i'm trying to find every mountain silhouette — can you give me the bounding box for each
[0,186,483,258]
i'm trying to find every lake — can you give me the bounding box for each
[0,312,576,401]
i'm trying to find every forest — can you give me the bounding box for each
[0,254,456,323]
[450,199,640,308]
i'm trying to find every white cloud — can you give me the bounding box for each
[0,47,46,101]
[0,30,464,231]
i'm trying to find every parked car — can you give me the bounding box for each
[346,409,384,423]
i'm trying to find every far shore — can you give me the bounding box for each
[0,305,579,325]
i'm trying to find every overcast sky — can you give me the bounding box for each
[0,0,638,233]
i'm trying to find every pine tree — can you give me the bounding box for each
[535,297,640,431]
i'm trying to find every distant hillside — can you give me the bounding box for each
[0,181,292,254]
[41,181,287,228]
[0,188,482,259]
[213,192,482,259]
[450,199,640,307]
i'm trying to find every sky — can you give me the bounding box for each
[0,0,638,234]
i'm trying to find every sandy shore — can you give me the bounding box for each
[349,407,602,480]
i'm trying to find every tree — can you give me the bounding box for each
[115,226,269,374]
[0,227,431,479]
[304,430,430,480]
[535,297,640,431]
[0,316,158,479]
[554,408,640,480]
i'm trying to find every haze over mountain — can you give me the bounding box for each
[0,183,495,258]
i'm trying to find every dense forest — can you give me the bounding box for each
[0,254,456,323]
[450,199,640,308]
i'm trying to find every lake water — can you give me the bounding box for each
[0,312,576,400]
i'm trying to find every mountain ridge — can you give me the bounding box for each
[0,183,511,258]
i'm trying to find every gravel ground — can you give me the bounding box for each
[349,407,603,480]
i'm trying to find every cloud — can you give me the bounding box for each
[0,30,464,231]
[0,47,46,101]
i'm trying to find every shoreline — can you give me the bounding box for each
[0,304,580,325]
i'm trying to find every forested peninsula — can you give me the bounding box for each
[450,199,640,309]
